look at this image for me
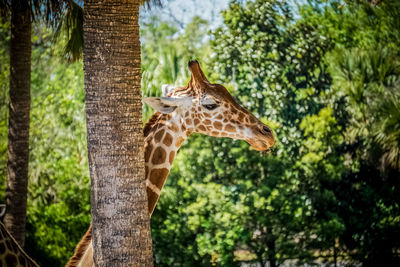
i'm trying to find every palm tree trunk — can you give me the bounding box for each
[4,0,31,247]
[83,1,153,266]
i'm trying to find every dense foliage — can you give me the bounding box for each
[0,22,89,265]
[0,0,399,266]
[151,1,400,266]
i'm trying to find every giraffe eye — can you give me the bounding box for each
[203,104,218,110]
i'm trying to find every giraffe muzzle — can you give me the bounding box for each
[246,124,275,151]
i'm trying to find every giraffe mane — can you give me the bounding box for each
[65,225,92,267]
[143,111,163,137]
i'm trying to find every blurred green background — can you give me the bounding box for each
[1,0,400,266]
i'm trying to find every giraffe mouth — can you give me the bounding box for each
[246,139,274,152]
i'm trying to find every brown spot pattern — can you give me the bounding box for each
[198,125,206,131]
[169,151,175,164]
[225,124,236,132]
[213,121,222,130]
[238,112,244,122]
[163,133,173,146]
[5,240,12,251]
[176,136,185,147]
[169,123,179,132]
[152,147,166,165]
[5,254,17,266]
[147,187,159,213]
[154,129,165,142]
[149,168,169,189]
[144,142,153,163]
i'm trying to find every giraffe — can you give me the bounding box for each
[66,60,274,267]
[0,221,39,267]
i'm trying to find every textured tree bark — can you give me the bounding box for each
[4,0,31,247]
[83,1,153,266]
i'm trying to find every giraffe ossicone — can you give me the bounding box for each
[67,60,274,267]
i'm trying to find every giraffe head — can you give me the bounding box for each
[144,60,274,151]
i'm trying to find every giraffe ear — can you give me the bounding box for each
[161,84,177,97]
[144,97,192,114]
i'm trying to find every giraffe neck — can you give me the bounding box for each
[0,222,38,267]
[144,111,192,215]
[67,111,192,267]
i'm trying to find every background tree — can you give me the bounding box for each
[0,21,89,265]
[300,1,400,264]
[3,0,32,246]
[0,0,79,247]
[204,0,333,265]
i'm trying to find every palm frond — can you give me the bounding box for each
[57,0,161,62]
[0,0,68,23]
[140,0,161,9]
[56,0,83,61]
